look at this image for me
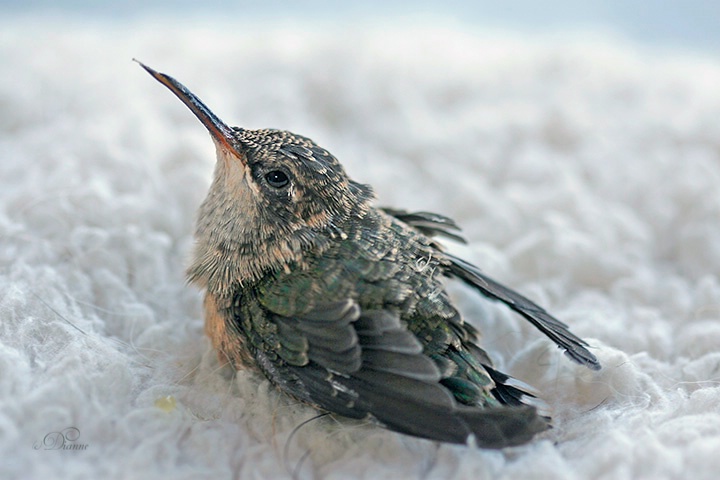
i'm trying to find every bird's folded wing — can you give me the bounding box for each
[268,299,548,447]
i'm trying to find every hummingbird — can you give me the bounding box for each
[137,61,600,448]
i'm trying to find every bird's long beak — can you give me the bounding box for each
[135,59,242,159]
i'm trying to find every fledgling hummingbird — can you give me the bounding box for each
[137,61,600,448]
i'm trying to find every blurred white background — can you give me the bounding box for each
[3,0,719,54]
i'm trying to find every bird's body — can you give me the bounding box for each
[139,62,600,448]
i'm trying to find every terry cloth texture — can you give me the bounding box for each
[1,17,719,480]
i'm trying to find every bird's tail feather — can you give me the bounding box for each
[290,363,548,447]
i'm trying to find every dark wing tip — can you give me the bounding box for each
[382,208,468,244]
[347,370,549,447]
[565,348,602,370]
[445,252,602,371]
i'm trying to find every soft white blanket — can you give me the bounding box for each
[2,17,719,480]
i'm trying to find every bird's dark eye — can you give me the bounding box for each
[265,170,290,189]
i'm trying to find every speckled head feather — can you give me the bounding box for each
[232,127,374,230]
[190,126,374,295]
[134,62,373,294]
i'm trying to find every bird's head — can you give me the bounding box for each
[138,62,374,294]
